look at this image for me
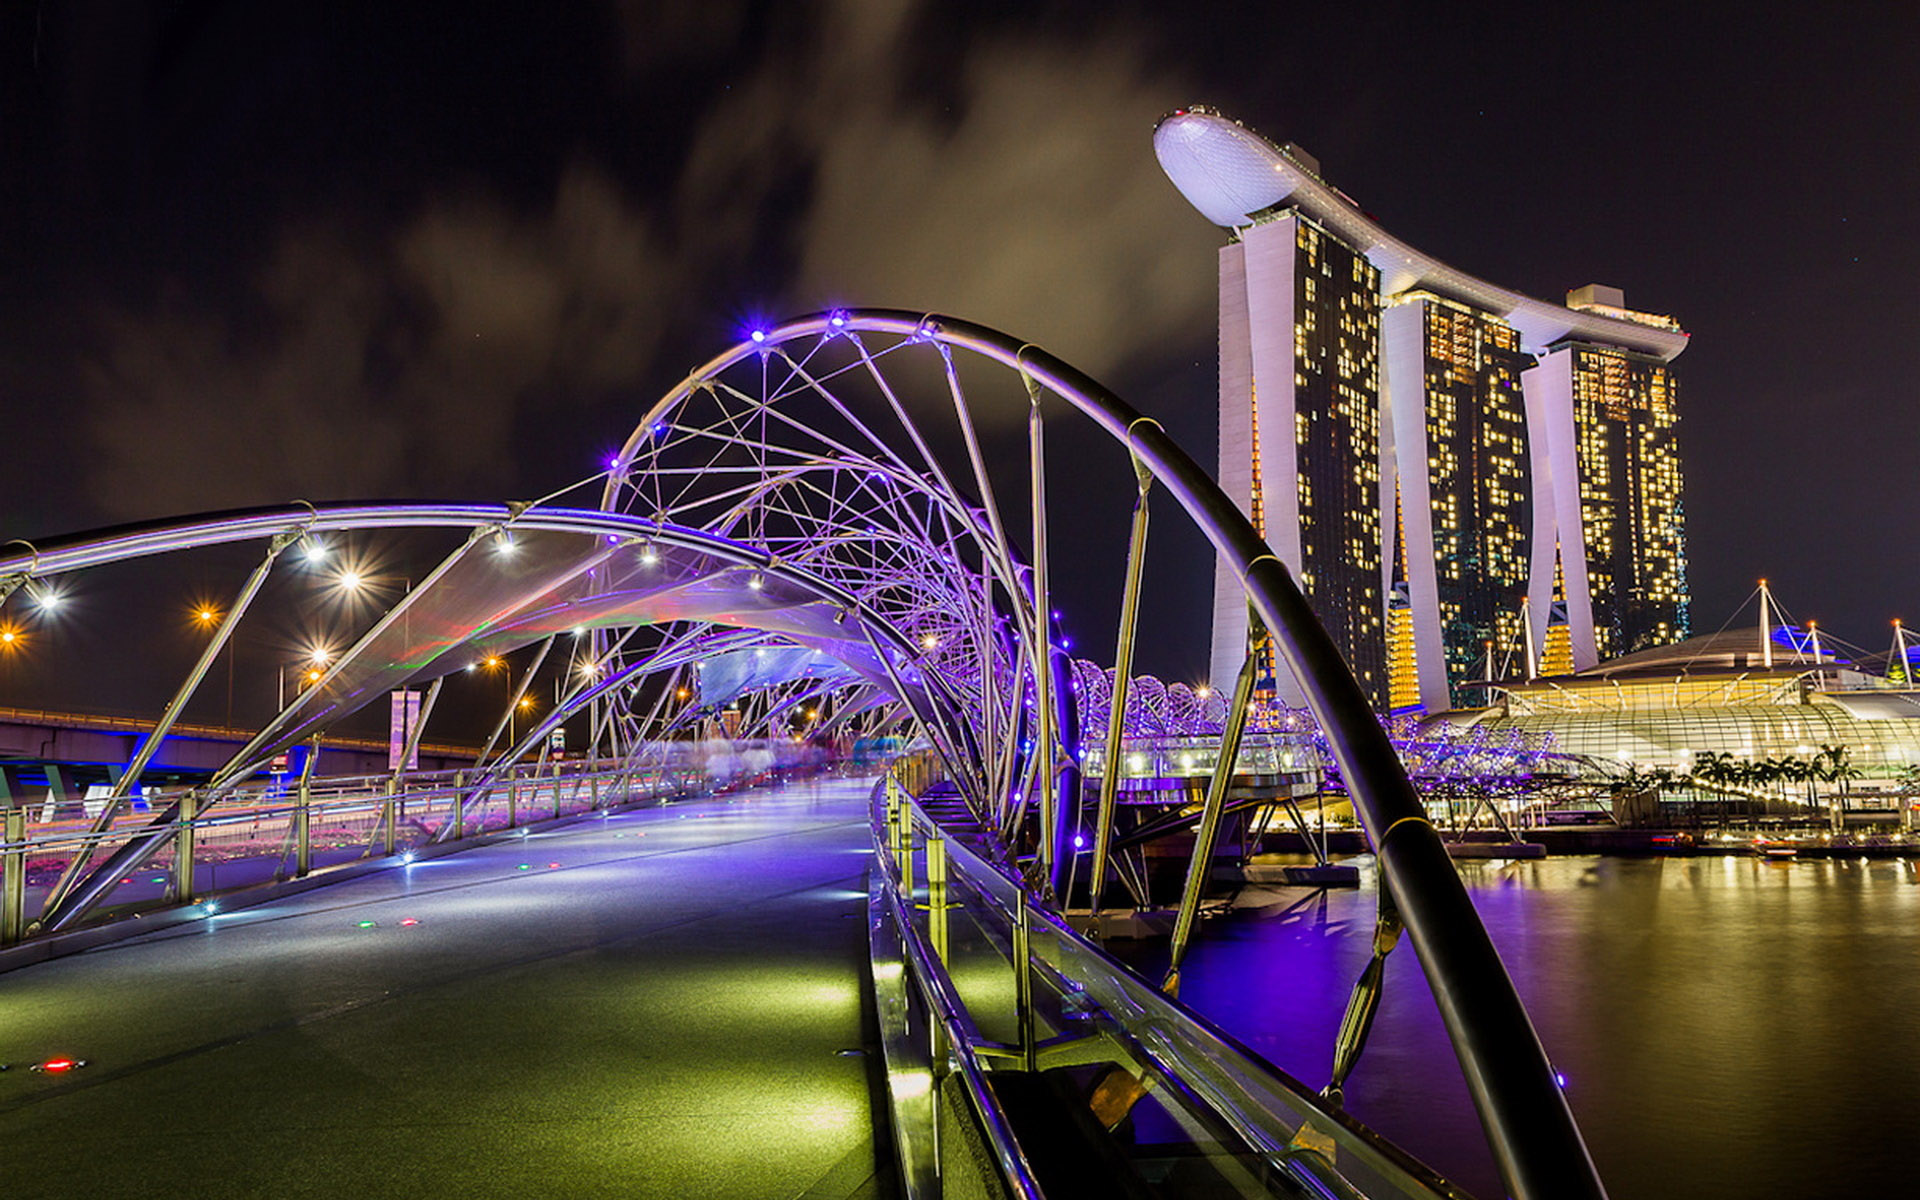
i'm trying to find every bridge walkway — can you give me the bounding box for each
[0,774,892,1199]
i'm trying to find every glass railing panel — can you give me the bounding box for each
[5,760,831,945]
[191,797,297,893]
[883,790,1467,1200]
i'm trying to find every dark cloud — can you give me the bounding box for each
[682,1,1219,389]
[77,0,1220,517]
[83,165,675,517]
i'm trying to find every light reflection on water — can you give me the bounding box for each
[1158,855,1920,1200]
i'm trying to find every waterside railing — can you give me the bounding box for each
[1,745,830,946]
[869,773,1472,1200]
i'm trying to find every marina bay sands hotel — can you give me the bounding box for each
[1155,108,1689,712]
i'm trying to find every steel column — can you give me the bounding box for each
[1024,369,1059,895]
[2,807,24,945]
[172,790,199,905]
[1091,447,1154,917]
[926,829,950,964]
[1162,617,1261,996]
[295,742,318,878]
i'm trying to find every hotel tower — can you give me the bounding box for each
[1155,108,1690,710]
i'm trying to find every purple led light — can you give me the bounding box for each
[749,328,767,344]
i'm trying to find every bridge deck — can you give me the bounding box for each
[0,775,890,1199]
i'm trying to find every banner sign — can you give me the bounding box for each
[388,689,422,771]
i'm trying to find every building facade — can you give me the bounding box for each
[1383,293,1536,708]
[1157,108,1690,711]
[1525,336,1689,664]
[1212,213,1387,707]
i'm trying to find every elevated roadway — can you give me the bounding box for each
[0,774,889,1199]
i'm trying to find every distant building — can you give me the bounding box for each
[1154,107,1690,710]
[1211,213,1387,707]
[1525,336,1689,665]
[1383,292,1535,708]
[1454,631,1920,816]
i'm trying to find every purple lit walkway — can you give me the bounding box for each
[0,775,891,1199]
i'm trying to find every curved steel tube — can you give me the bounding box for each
[0,501,978,854]
[644,310,1605,1200]
[7,322,1602,1197]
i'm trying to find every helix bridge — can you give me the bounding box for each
[0,311,1601,1198]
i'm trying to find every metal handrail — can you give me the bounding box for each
[875,875,1044,1200]
[875,781,1468,1200]
[5,763,688,854]
[0,758,726,943]
[806,309,1603,1200]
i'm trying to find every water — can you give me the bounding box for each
[1158,854,1920,1199]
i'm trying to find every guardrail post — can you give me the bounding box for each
[1014,887,1035,1071]
[381,778,398,857]
[295,775,312,878]
[927,830,949,964]
[507,769,519,829]
[173,790,199,905]
[2,806,24,945]
[898,815,916,908]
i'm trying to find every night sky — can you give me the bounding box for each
[4,1,1918,695]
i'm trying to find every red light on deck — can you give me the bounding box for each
[32,1057,85,1074]
[399,917,419,927]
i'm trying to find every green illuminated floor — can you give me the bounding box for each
[0,775,893,1198]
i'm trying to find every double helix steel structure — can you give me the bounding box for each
[0,310,1603,1199]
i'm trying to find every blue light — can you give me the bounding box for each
[1555,1071,1568,1088]
[749,328,767,344]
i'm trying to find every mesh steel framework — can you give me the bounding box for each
[0,309,1604,1199]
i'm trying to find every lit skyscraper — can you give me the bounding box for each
[1525,322,1689,664]
[1212,211,1387,707]
[1155,108,1690,710]
[1382,293,1534,707]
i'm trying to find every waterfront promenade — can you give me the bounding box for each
[0,775,888,1199]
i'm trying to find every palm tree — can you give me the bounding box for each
[1781,755,1817,812]
[1818,744,1860,814]
[1744,758,1782,821]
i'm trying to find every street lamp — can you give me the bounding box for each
[191,603,237,729]
[280,646,333,710]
